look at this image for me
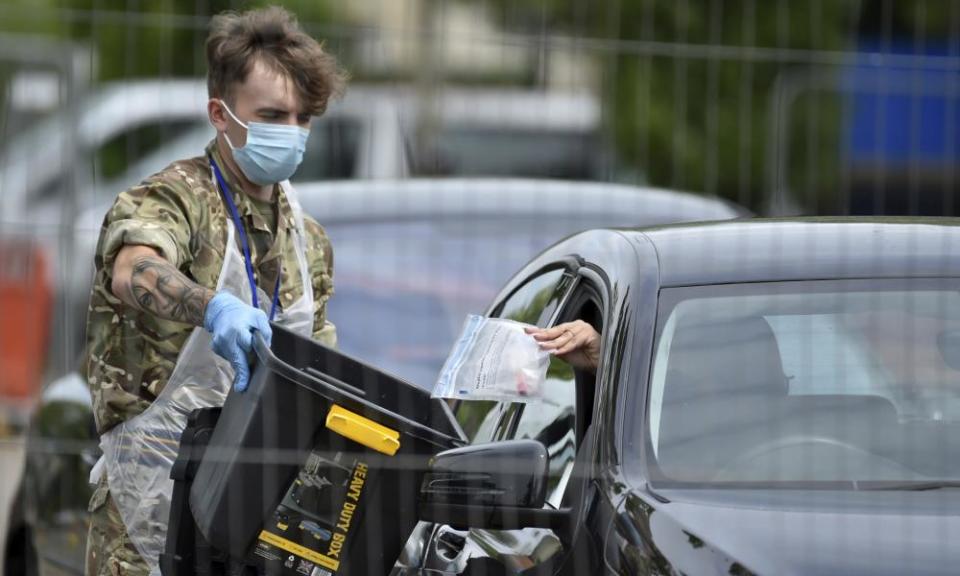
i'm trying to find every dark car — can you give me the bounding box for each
[395,218,960,575]
[6,178,742,576]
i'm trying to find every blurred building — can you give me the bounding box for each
[339,0,598,91]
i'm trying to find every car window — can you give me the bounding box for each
[292,117,362,181]
[500,293,602,508]
[94,120,199,192]
[647,280,960,486]
[495,268,569,326]
[504,355,577,508]
[409,127,605,180]
[452,267,570,442]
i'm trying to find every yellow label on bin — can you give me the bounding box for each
[325,404,401,456]
[258,530,340,571]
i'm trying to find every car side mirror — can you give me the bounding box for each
[419,440,569,532]
[421,439,548,507]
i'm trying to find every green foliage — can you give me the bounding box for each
[546,353,574,381]
[0,0,334,80]
[504,283,555,325]
[598,1,855,212]
[858,0,960,38]
[484,0,958,213]
[454,399,497,440]
[28,401,96,521]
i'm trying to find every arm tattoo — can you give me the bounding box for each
[126,256,213,326]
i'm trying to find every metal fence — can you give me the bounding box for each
[2,1,960,575]
[3,2,960,210]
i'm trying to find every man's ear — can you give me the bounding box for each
[208,98,228,132]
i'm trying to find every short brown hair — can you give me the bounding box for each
[206,6,346,116]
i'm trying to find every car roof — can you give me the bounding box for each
[75,178,742,258]
[293,178,744,222]
[626,217,960,286]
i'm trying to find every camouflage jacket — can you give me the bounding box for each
[84,140,336,435]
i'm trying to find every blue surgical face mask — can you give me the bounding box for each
[219,100,310,186]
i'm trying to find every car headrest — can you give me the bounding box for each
[665,315,789,403]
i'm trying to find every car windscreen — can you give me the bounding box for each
[645,279,960,490]
[408,128,606,179]
[292,116,362,181]
[108,116,363,198]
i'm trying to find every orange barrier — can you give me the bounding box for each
[0,241,52,401]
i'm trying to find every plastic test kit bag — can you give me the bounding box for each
[433,315,550,402]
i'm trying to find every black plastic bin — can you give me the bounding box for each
[185,325,467,576]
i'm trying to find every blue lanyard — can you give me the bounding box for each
[209,155,281,321]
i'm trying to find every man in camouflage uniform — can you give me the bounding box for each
[84,7,345,575]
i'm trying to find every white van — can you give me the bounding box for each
[0,79,606,229]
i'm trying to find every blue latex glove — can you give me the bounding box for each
[203,292,273,392]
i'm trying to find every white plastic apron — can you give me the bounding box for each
[95,180,315,574]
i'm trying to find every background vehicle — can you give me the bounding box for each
[0,80,612,382]
[396,218,960,575]
[7,179,742,575]
[0,80,606,227]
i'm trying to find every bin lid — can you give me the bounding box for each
[254,329,467,448]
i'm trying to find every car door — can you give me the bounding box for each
[414,262,601,574]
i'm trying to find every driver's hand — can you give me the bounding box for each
[525,320,600,371]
